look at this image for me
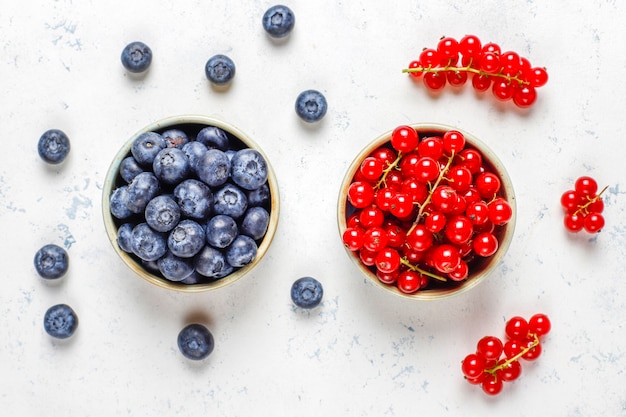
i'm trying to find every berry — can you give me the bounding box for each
[131,132,166,167]
[194,245,233,278]
[196,126,229,150]
[43,304,78,339]
[206,214,239,248]
[225,235,258,267]
[38,129,70,164]
[173,179,213,220]
[167,219,205,258]
[295,89,328,123]
[391,125,419,153]
[177,323,214,360]
[121,41,152,73]
[125,172,160,214]
[230,148,269,190]
[240,206,270,240]
[205,54,236,86]
[262,5,295,38]
[213,183,248,219]
[34,244,69,279]
[196,149,232,188]
[153,148,190,185]
[117,223,134,253]
[145,195,181,233]
[561,176,607,234]
[291,277,323,308]
[130,222,168,262]
[161,128,190,149]
[119,156,143,183]
[157,251,195,282]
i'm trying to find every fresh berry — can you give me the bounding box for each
[130,222,168,262]
[131,132,166,167]
[212,183,248,219]
[205,54,236,86]
[34,244,69,279]
[225,235,258,267]
[145,195,181,233]
[119,156,143,183]
[167,219,205,258]
[121,41,152,73]
[206,214,239,248]
[173,179,213,220]
[196,126,230,150]
[152,148,190,185]
[125,172,160,214]
[43,304,78,339]
[295,89,328,123]
[177,323,214,360]
[262,5,295,38]
[230,149,269,190]
[291,276,324,308]
[561,176,607,234]
[196,149,231,188]
[38,129,71,164]
[240,206,270,240]
[157,251,195,282]
[194,245,234,278]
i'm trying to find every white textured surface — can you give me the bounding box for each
[2,1,626,416]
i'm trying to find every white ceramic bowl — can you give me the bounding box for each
[102,115,279,292]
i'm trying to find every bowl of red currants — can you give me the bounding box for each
[102,115,280,292]
[337,123,516,300]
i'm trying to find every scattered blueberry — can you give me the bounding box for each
[291,277,323,309]
[194,245,234,278]
[173,179,213,220]
[131,222,168,261]
[153,148,190,185]
[205,54,236,86]
[196,126,229,150]
[213,183,248,219]
[119,156,144,183]
[177,323,214,360]
[230,148,269,190]
[126,172,160,213]
[206,214,238,248]
[262,5,295,38]
[157,251,195,282]
[241,206,270,240]
[43,304,79,339]
[167,219,205,258]
[34,244,69,279]
[109,185,134,219]
[225,235,258,267]
[295,89,328,123]
[145,195,181,233]
[182,141,208,173]
[117,223,134,253]
[131,132,166,167]
[38,129,70,164]
[162,128,189,149]
[196,149,231,188]
[121,41,152,73]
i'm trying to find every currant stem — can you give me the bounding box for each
[375,151,403,189]
[401,257,447,282]
[402,64,528,86]
[485,333,540,376]
[574,185,608,216]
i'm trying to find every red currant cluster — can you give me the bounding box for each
[403,34,548,108]
[461,313,551,395]
[342,126,513,293]
[561,176,607,233]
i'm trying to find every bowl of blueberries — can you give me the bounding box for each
[102,115,279,292]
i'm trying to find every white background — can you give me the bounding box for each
[2,1,626,416]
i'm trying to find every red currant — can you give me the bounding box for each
[560,189,584,213]
[406,224,434,252]
[481,373,503,395]
[457,148,483,174]
[362,226,388,252]
[465,200,490,225]
[461,353,486,379]
[375,247,401,274]
[359,156,385,181]
[505,316,529,340]
[437,36,460,65]
[478,51,501,74]
[471,73,491,92]
[500,51,521,76]
[431,185,458,213]
[512,85,537,108]
[423,72,446,90]
[389,193,414,219]
[528,313,551,337]
[397,270,422,293]
[359,205,385,228]
[564,213,585,232]
[496,358,522,382]
[391,125,419,153]
[520,338,542,361]
[584,213,604,233]
[348,181,375,208]
[417,136,444,159]
[528,67,548,87]
[472,232,499,257]
[492,79,515,101]
[448,259,469,281]
[430,244,461,274]
[424,211,447,233]
[476,336,504,362]
[442,130,466,155]
[444,215,474,245]
[488,197,513,225]
[475,172,501,199]
[419,48,442,68]
[407,60,423,79]
[574,176,598,196]
[342,227,364,251]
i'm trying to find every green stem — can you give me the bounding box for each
[402,63,528,86]
[375,151,403,190]
[485,333,540,376]
[401,257,447,282]
[573,185,608,216]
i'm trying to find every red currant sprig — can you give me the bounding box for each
[561,176,607,233]
[403,35,548,108]
[461,313,551,395]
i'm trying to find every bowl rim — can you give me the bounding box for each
[102,114,280,293]
[336,122,516,300]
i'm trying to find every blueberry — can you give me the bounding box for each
[145,195,181,232]
[153,147,190,185]
[38,129,70,164]
[196,126,229,150]
[173,179,213,220]
[130,222,167,261]
[205,54,236,86]
[247,183,271,208]
[109,185,134,219]
[162,128,189,149]
[126,172,160,213]
[194,245,234,278]
[119,156,143,183]
[225,235,257,267]
[196,149,231,188]
[291,277,323,309]
[34,244,69,279]
[157,251,195,282]
[213,183,248,219]
[43,304,79,339]
[121,41,152,73]
[168,219,205,258]
[206,214,238,248]
[241,206,270,240]
[262,5,295,38]
[117,223,134,253]
[180,271,206,285]
[131,132,166,167]
[177,323,214,360]
[230,148,269,191]
[182,141,208,173]
[295,89,328,123]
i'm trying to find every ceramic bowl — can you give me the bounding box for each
[337,122,515,300]
[102,115,279,292]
